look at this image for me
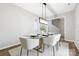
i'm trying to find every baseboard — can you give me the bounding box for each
[0,43,21,51]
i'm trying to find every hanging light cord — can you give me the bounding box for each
[42,3,43,19]
[45,4,46,20]
[42,3,47,20]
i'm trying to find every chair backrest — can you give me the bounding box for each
[53,34,61,42]
[43,34,61,46]
[19,37,39,50]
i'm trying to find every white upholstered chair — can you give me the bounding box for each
[43,34,61,56]
[19,36,39,56]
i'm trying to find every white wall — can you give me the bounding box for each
[0,4,38,49]
[75,4,79,50]
[58,11,75,42]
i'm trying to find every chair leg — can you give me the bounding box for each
[58,42,59,50]
[57,41,60,50]
[27,50,29,56]
[20,47,23,56]
[43,44,45,52]
[56,42,59,51]
[53,46,55,56]
[37,49,39,56]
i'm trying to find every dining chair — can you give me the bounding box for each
[19,37,39,56]
[43,34,61,56]
[54,34,61,51]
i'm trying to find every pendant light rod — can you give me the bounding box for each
[42,3,43,19]
[40,3,47,20]
[45,3,46,20]
[42,3,47,20]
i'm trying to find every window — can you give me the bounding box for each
[39,17,48,34]
[40,18,48,24]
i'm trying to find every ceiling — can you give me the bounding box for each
[14,3,76,18]
[49,3,76,14]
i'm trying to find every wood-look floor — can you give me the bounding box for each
[0,40,79,56]
[60,39,79,56]
[0,50,10,56]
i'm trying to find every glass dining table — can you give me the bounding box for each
[30,34,49,53]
